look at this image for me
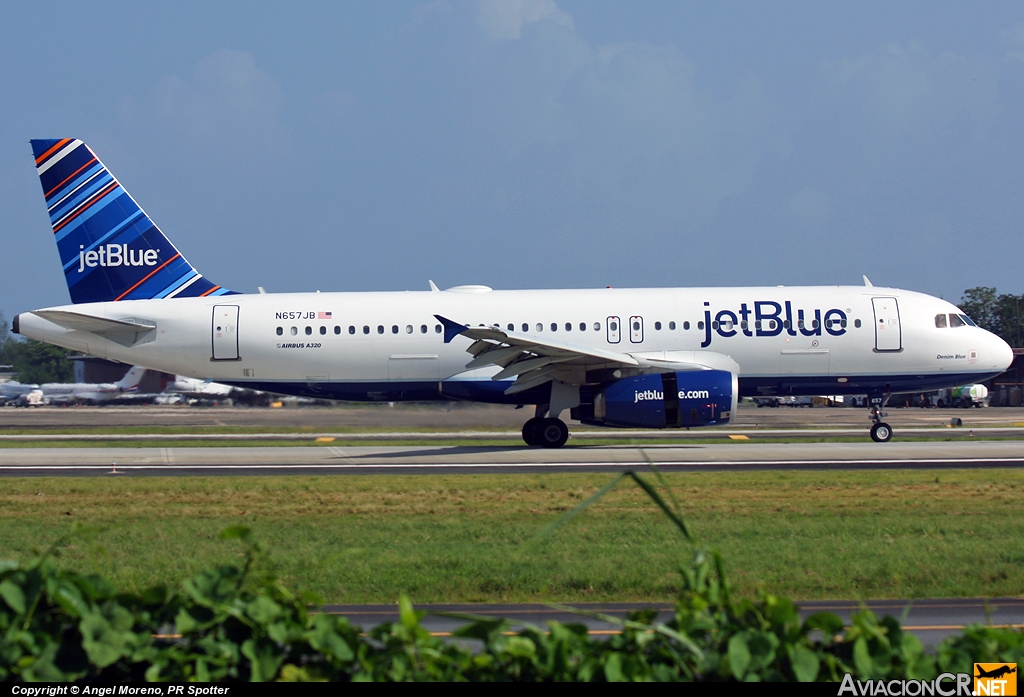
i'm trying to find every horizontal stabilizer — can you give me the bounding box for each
[32,310,155,335]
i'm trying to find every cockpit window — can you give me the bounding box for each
[948,313,966,328]
[935,314,947,328]
[960,314,977,327]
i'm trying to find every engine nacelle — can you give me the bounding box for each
[572,370,737,429]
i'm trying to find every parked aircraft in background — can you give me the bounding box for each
[14,139,1015,445]
[36,365,146,404]
[0,380,37,405]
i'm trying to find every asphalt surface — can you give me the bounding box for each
[323,597,1024,646]
[1,440,1022,476]
[3,403,1023,431]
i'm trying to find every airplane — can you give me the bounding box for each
[26,365,146,405]
[975,665,1016,680]
[12,138,1014,446]
[165,375,235,398]
[0,379,37,405]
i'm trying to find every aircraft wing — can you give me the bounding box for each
[435,315,713,395]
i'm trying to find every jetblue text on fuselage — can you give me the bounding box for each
[700,300,848,348]
[77,245,160,273]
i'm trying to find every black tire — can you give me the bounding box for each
[537,418,569,448]
[870,422,892,443]
[522,418,540,446]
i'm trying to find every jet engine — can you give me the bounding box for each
[571,370,738,429]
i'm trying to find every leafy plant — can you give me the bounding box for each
[1,470,1022,681]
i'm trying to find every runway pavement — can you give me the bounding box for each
[324,597,1024,645]
[1,440,1023,475]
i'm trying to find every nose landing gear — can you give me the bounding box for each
[868,394,893,442]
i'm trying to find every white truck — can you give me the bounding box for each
[934,384,989,408]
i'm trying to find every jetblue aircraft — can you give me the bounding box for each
[13,139,1014,446]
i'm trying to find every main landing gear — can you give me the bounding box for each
[522,406,569,448]
[868,394,892,443]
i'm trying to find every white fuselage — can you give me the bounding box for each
[16,284,1013,405]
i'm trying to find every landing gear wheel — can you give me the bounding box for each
[522,418,541,446]
[536,418,569,449]
[870,422,892,443]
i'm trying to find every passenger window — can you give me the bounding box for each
[320,326,327,335]
[798,319,804,329]
[681,321,688,330]
[654,321,662,330]
[565,322,572,331]
[421,325,427,333]
[391,325,398,334]
[740,320,748,330]
[949,314,965,327]
[305,326,312,335]
[290,327,298,336]
[334,326,341,334]
[783,320,790,329]
[669,321,676,330]
[593,322,601,331]
[434,324,442,333]
[276,327,283,336]
[536,323,543,332]
[522,323,529,332]
[508,324,514,331]
[812,319,819,329]
[550,323,557,332]
[769,320,777,330]
[854,319,862,328]
[754,320,761,330]
[580,322,586,331]
[349,326,355,334]
[610,321,618,332]
[697,321,704,330]
[712,321,719,330]
[405,325,412,334]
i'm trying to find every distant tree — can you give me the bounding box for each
[959,287,1024,348]
[959,287,999,332]
[11,339,74,384]
[0,310,16,368]
[996,292,1024,347]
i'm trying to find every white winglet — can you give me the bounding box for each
[862,275,873,287]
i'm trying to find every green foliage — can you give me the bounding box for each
[0,310,15,368]
[9,339,74,384]
[1,534,1022,682]
[961,286,1024,347]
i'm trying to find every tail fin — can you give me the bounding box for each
[30,139,235,304]
[116,366,147,392]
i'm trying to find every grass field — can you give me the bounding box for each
[1,469,1022,603]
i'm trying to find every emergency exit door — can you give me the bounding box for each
[871,297,901,352]
[212,305,240,360]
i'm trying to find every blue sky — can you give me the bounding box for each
[2,1,1022,316]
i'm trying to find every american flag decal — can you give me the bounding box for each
[318,311,332,319]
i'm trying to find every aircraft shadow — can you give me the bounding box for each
[329,443,705,461]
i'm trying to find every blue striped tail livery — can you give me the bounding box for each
[30,139,236,304]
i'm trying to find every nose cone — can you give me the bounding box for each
[990,332,1014,371]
